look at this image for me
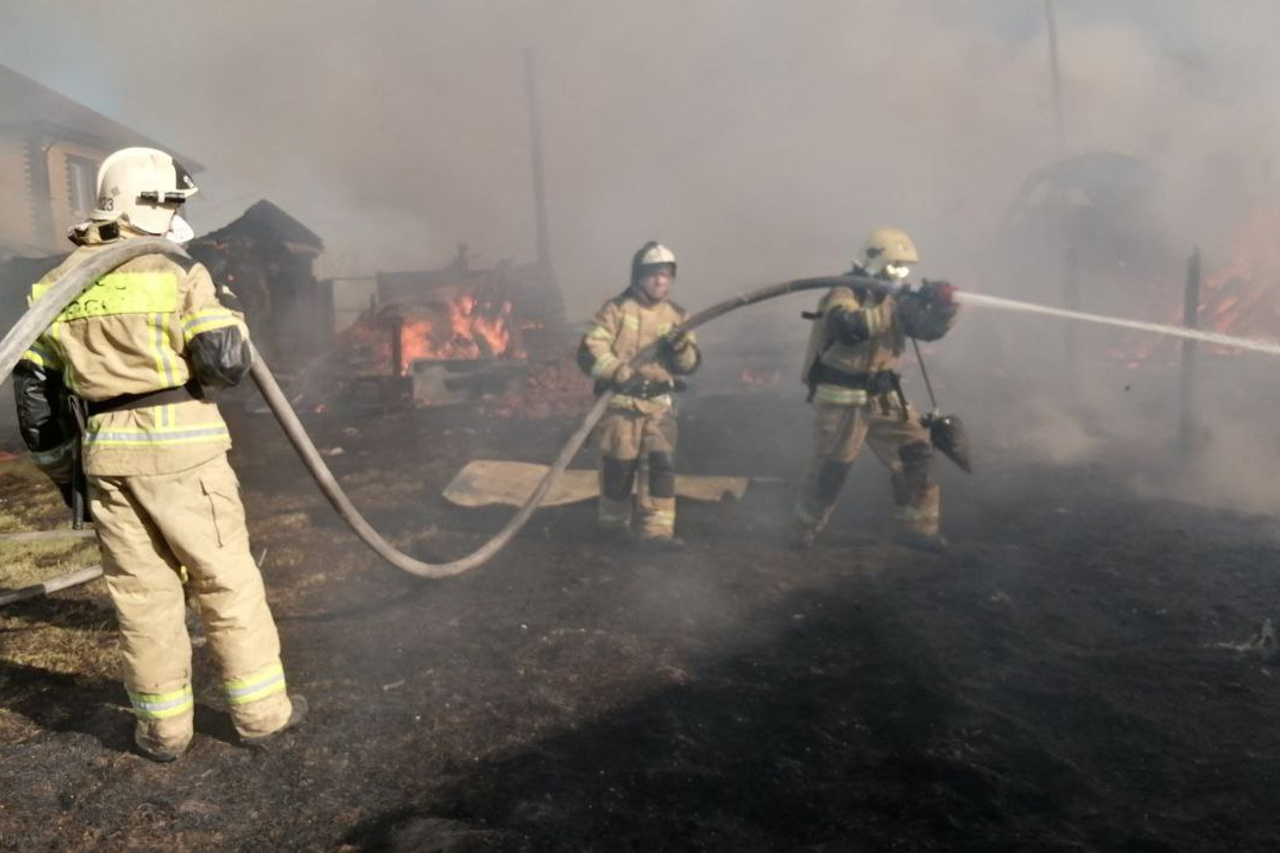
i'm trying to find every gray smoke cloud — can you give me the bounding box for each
[3,1,1277,316]
[5,1,1280,518]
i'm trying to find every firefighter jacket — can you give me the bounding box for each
[14,224,252,479]
[577,287,701,416]
[801,269,957,407]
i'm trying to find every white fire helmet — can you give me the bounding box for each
[631,241,677,283]
[92,147,198,240]
[860,227,919,280]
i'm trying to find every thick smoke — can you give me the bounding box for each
[2,2,1275,308]
[3,1,1279,510]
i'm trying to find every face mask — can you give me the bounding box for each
[166,213,194,245]
[884,262,912,281]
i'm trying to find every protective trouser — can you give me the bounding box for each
[794,400,940,537]
[91,453,293,755]
[596,408,679,541]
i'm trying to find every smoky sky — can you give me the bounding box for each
[2,0,1278,315]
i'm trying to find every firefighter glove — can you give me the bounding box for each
[663,328,693,353]
[613,371,649,397]
[919,279,957,308]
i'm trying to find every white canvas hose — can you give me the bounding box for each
[0,238,884,597]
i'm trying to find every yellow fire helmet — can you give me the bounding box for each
[92,147,198,238]
[860,227,919,279]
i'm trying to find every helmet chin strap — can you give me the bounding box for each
[166,214,194,245]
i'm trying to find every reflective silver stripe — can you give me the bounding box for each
[152,312,176,386]
[84,425,230,446]
[128,686,194,719]
[225,665,286,706]
[812,384,868,406]
[895,505,936,522]
[182,309,237,333]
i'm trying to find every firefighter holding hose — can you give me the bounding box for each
[11,148,304,762]
[793,228,959,552]
[578,241,701,550]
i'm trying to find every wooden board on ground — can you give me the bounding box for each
[442,459,751,508]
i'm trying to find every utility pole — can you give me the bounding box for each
[524,49,553,278]
[1179,248,1201,451]
[1044,0,1066,157]
[1063,246,1080,396]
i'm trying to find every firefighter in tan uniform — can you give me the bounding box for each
[12,148,305,762]
[793,228,959,551]
[577,242,701,549]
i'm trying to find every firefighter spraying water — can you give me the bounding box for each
[9,152,1280,769]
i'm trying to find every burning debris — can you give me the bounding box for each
[301,245,572,412]
[1198,208,1280,346]
[338,286,525,378]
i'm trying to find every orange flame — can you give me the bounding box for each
[391,295,525,374]
[740,366,783,386]
[1197,209,1280,346]
[337,291,526,377]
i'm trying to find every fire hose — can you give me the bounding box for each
[0,237,892,601]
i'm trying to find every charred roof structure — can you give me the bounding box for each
[187,200,329,373]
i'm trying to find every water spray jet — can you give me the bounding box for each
[954,291,1280,358]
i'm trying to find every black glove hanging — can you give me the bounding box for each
[911,337,972,474]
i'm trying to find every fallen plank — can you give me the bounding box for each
[442,459,752,508]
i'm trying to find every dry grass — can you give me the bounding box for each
[0,456,99,590]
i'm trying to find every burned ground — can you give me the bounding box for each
[2,387,1279,851]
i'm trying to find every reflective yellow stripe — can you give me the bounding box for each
[225,664,286,706]
[49,324,77,392]
[622,315,641,331]
[812,384,868,406]
[32,271,179,320]
[182,309,241,341]
[644,510,676,529]
[83,423,230,448]
[895,506,937,523]
[128,686,194,720]
[591,353,620,379]
[149,313,177,386]
[584,325,615,342]
[20,340,60,370]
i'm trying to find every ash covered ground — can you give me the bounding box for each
[3,360,1280,852]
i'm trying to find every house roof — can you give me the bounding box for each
[195,200,324,251]
[0,64,203,171]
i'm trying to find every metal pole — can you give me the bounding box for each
[1179,247,1201,449]
[1044,0,1066,156]
[390,317,404,377]
[524,49,553,277]
[1063,246,1080,394]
